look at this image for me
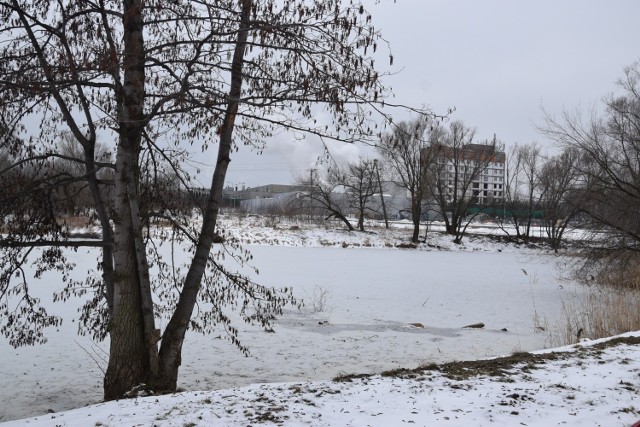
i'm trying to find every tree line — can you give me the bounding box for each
[294,60,640,260]
[294,119,568,247]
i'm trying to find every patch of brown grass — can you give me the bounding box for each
[334,336,640,384]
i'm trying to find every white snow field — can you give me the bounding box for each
[3,333,640,427]
[2,219,638,426]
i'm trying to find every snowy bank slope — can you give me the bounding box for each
[4,333,639,427]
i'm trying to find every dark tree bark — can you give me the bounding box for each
[104,0,157,399]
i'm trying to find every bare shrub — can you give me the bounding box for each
[299,285,330,315]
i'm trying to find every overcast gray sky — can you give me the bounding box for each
[217,0,640,188]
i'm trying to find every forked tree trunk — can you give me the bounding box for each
[151,0,253,392]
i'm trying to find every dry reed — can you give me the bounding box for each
[549,284,640,347]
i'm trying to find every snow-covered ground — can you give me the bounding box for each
[4,333,639,426]
[2,217,637,426]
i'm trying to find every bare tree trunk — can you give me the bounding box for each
[329,210,355,231]
[411,198,421,243]
[104,0,155,400]
[446,205,458,235]
[84,158,114,311]
[374,160,389,228]
[104,143,148,400]
[153,0,252,391]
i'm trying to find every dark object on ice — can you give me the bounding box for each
[462,322,485,329]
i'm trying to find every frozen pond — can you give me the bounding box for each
[0,245,581,422]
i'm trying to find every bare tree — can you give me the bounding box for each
[294,168,354,230]
[542,61,640,260]
[341,158,377,231]
[537,147,582,250]
[373,159,390,228]
[0,0,432,399]
[428,121,497,243]
[378,118,441,243]
[500,143,544,240]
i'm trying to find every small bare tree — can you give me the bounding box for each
[341,159,378,231]
[537,147,582,250]
[373,159,390,228]
[428,121,497,243]
[500,143,544,240]
[378,118,441,243]
[295,168,354,231]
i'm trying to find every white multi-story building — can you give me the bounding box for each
[433,143,506,205]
